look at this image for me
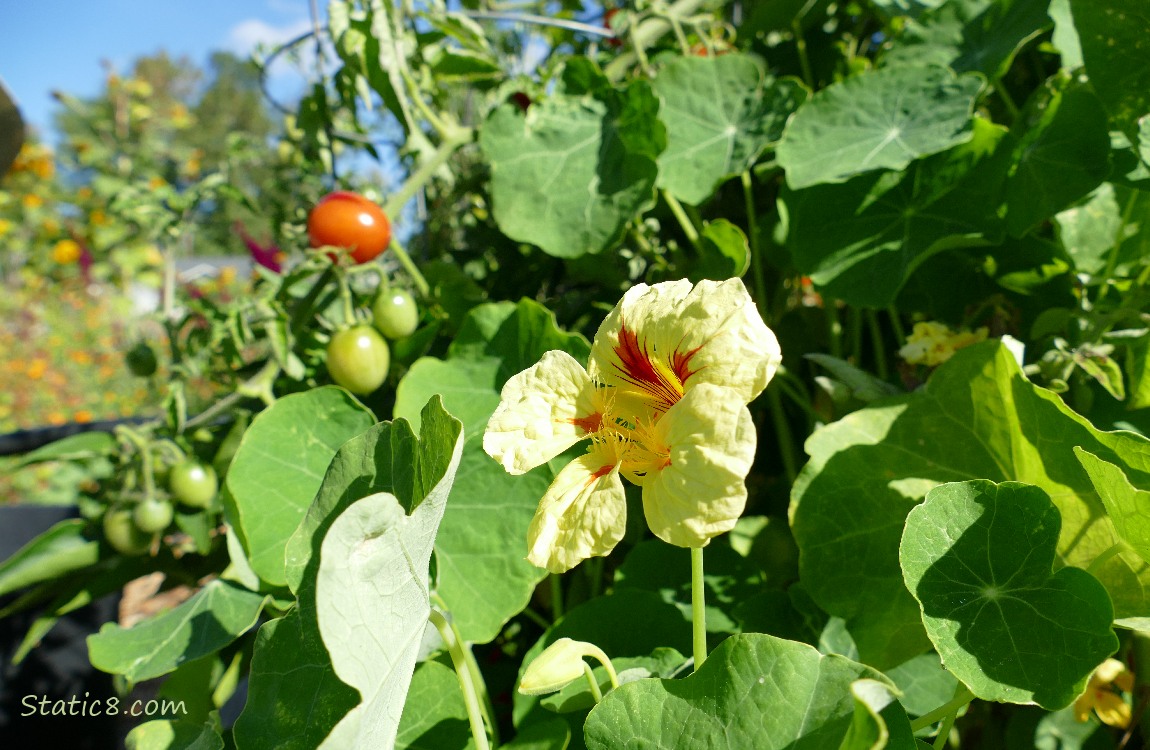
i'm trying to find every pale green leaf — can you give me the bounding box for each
[777,66,983,189]
[652,53,807,204]
[314,413,464,749]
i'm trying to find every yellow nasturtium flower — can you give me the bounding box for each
[1074,658,1134,728]
[484,278,779,573]
[898,321,988,367]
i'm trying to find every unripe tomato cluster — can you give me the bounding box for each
[307,191,421,397]
[101,459,219,555]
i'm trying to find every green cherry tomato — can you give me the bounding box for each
[326,326,390,395]
[125,341,158,377]
[169,460,219,509]
[372,288,420,340]
[133,497,175,533]
[103,508,153,556]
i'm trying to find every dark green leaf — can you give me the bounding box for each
[901,480,1117,708]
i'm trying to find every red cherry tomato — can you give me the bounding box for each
[307,191,392,264]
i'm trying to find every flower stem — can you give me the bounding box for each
[583,663,604,703]
[429,608,491,750]
[549,572,564,623]
[690,546,707,671]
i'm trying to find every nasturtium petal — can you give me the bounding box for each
[776,65,984,189]
[640,384,756,548]
[900,480,1118,709]
[484,350,600,475]
[589,278,780,409]
[583,633,896,750]
[527,445,627,574]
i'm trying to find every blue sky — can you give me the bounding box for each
[0,0,314,139]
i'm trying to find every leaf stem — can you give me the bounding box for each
[992,79,1020,121]
[1087,540,1130,575]
[887,305,906,347]
[429,608,491,750]
[767,383,799,484]
[691,546,707,671]
[866,309,889,380]
[909,683,974,733]
[663,190,702,251]
[741,171,770,320]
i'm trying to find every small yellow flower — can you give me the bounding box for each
[74,410,94,424]
[90,209,109,226]
[1074,658,1134,728]
[898,321,988,367]
[21,194,44,209]
[51,239,82,265]
[0,218,13,237]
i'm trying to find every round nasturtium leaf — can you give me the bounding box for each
[776,65,984,190]
[900,480,1118,709]
[583,633,910,749]
[651,53,808,205]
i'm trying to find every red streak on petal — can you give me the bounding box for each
[584,463,615,488]
[612,321,684,411]
[566,412,602,434]
[671,340,703,385]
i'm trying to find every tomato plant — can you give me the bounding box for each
[372,288,420,340]
[132,497,174,533]
[307,191,391,264]
[326,325,390,395]
[168,460,217,509]
[102,507,152,556]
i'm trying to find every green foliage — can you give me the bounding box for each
[901,480,1117,708]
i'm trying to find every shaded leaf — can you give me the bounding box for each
[900,480,1117,708]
